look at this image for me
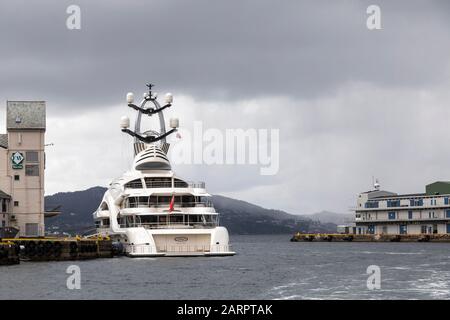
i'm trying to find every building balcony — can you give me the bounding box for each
[355,217,450,224]
[356,204,450,212]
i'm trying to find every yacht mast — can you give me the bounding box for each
[120,83,178,155]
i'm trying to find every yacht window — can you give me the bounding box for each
[125,179,143,189]
[158,196,171,204]
[100,202,109,210]
[139,215,157,224]
[169,214,184,224]
[145,177,172,188]
[174,179,188,188]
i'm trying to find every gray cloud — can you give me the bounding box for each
[1,0,449,110]
[1,1,450,214]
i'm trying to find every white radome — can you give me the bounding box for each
[120,116,130,129]
[165,93,173,104]
[126,92,134,104]
[170,118,179,128]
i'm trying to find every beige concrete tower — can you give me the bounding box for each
[0,101,46,237]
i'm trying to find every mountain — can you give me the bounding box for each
[45,187,107,235]
[303,211,354,225]
[44,187,338,235]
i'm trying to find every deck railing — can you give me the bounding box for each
[126,243,231,254]
[124,180,206,189]
[125,201,213,209]
[119,221,218,229]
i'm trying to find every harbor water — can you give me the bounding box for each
[1,234,449,300]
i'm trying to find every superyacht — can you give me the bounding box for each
[92,84,235,257]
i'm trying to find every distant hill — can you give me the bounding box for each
[303,211,354,225]
[45,187,338,235]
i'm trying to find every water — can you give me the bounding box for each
[1,234,450,299]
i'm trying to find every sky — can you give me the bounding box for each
[1,0,450,215]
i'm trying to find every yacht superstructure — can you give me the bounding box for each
[93,84,235,257]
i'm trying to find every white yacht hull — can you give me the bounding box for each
[107,226,235,257]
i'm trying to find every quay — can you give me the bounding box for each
[290,232,450,242]
[0,236,113,265]
[0,241,19,265]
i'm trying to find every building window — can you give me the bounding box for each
[367,225,375,234]
[447,224,450,234]
[408,211,413,219]
[14,175,20,181]
[13,201,19,207]
[421,225,427,234]
[411,199,423,206]
[388,212,396,220]
[445,197,449,205]
[387,200,400,208]
[446,210,450,218]
[25,164,39,176]
[25,151,39,163]
[399,224,407,235]
[25,223,39,236]
[365,201,379,209]
[1,200,6,212]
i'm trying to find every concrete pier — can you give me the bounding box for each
[0,241,20,265]
[290,233,450,242]
[0,236,113,265]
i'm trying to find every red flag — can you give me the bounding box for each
[169,195,175,213]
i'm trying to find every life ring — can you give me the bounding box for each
[26,241,37,256]
[14,243,20,255]
[53,242,62,257]
[36,241,45,256]
[0,248,7,259]
[69,242,78,257]
[44,241,53,256]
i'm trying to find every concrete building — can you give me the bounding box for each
[0,101,46,237]
[355,181,450,235]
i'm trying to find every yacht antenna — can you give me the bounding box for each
[120,83,179,154]
[146,83,154,94]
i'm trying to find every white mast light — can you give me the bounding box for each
[170,118,179,128]
[126,92,134,104]
[120,116,130,129]
[165,93,173,104]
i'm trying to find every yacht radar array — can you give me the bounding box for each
[93,83,235,257]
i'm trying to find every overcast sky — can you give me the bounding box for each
[1,0,450,214]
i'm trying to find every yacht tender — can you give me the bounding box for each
[93,84,235,257]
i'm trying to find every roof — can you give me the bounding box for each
[370,192,427,200]
[7,101,46,130]
[426,181,450,195]
[0,134,7,149]
[0,190,11,199]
